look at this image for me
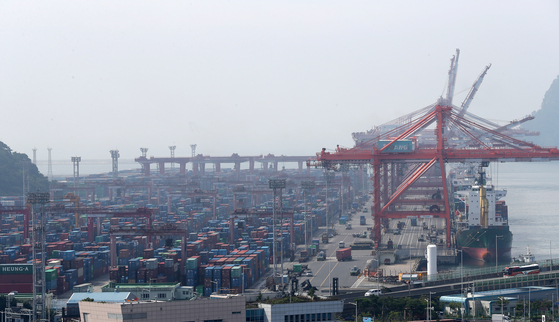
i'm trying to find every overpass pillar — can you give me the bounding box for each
[298,161,303,175]
[263,162,268,171]
[180,162,187,175]
[143,163,151,176]
[249,159,255,173]
[159,162,165,174]
[215,163,221,172]
[200,163,205,175]
[273,162,279,171]
[193,163,199,175]
[235,162,241,179]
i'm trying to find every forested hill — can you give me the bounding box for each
[0,141,49,196]
[524,75,559,147]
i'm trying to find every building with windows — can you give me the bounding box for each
[257,300,344,322]
[79,295,246,322]
[77,294,344,322]
[101,282,194,301]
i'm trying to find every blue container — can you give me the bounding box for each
[205,266,214,279]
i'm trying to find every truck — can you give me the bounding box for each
[360,216,366,225]
[321,233,329,243]
[492,314,511,322]
[299,250,309,262]
[346,223,352,230]
[350,266,360,276]
[336,248,352,261]
[317,251,325,261]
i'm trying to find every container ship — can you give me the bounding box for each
[452,163,513,262]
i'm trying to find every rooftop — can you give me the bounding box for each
[68,292,135,304]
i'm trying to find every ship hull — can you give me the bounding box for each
[456,226,513,262]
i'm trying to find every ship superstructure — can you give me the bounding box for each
[453,163,512,262]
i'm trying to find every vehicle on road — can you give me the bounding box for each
[503,264,540,277]
[360,215,366,225]
[303,272,312,277]
[364,289,382,296]
[336,248,352,261]
[322,233,329,243]
[350,266,360,276]
[339,241,345,248]
[317,251,325,261]
[492,314,511,322]
[346,223,352,230]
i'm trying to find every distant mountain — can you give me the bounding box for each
[0,141,49,196]
[523,75,559,147]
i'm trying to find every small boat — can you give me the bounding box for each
[518,247,536,263]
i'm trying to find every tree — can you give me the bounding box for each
[498,296,510,314]
[307,288,315,300]
[0,141,49,195]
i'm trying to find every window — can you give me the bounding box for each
[158,293,167,299]
[306,314,310,322]
[312,314,315,322]
[142,293,150,299]
[83,313,89,322]
[327,313,331,321]
[285,316,289,322]
[296,315,299,322]
[108,313,147,320]
[317,314,321,322]
[322,313,326,321]
[233,312,242,315]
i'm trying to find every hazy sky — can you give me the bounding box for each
[1,1,558,162]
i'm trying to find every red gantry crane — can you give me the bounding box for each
[311,50,559,248]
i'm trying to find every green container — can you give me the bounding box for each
[174,240,181,248]
[196,285,204,295]
[293,264,302,273]
[231,266,242,278]
[45,269,57,281]
[186,258,198,270]
[52,250,59,258]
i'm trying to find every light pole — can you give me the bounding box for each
[301,181,316,254]
[269,179,286,281]
[349,301,358,322]
[496,235,503,269]
[324,171,335,240]
[429,291,436,321]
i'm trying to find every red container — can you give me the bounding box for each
[0,283,32,293]
[143,249,154,258]
[0,274,33,284]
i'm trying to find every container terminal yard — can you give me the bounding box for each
[2,50,559,321]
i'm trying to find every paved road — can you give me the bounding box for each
[298,203,375,294]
